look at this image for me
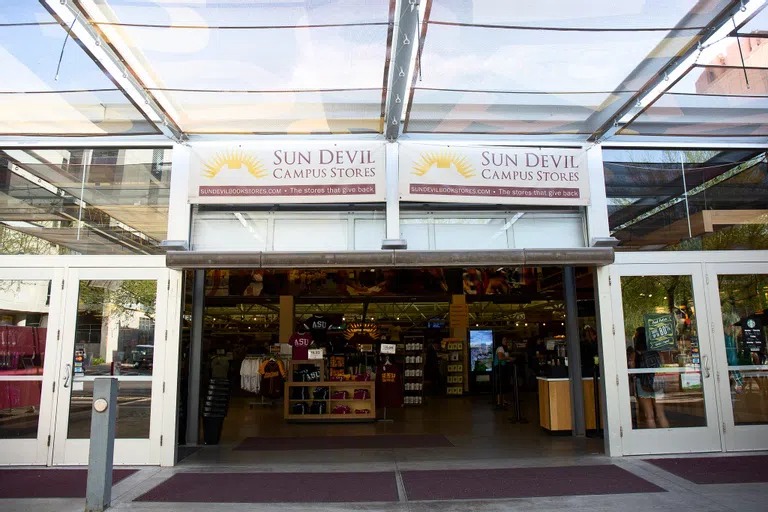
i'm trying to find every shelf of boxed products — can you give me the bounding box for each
[404,337,425,405]
[445,338,464,396]
[284,381,375,421]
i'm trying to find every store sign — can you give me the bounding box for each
[189,142,386,204]
[644,313,677,351]
[449,304,469,329]
[308,349,324,360]
[380,343,397,354]
[743,317,765,352]
[399,143,589,206]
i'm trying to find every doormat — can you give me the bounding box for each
[135,471,398,503]
[235,434,453,451]
[646,455,768,484]
[401,465,665,501]
[0,469,137,498]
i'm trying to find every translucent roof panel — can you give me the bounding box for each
[407,89,633,134]
[405,0,733,134]
[621,65,768,137]
[83,0,393,134]
[97,0,391,27]
[735,3,768,34]
[162,89,382,134]
[0,3,159,136]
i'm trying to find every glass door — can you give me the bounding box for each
[706,262,768,452]
[612,263,722,455]
[52,268,168,465]
[0,268,63,465]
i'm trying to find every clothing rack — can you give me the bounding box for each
[241,354,277,408]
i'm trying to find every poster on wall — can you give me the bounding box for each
[742,316,765,353]
[399,143,589,206]
[644,313,677,351]
[189,142,386,204]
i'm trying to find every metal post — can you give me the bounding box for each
[564,266,586,437]
[85,377,118,512]
[186,269,205,445]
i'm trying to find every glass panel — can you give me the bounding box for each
[434,218,509,250]
[0,7,160,135]
[192,211,269,252]
[0,148,172,255]
[736,5,768,33]
[273,218,348,252]
[353,219,386,250]
[93,0,391,27]
[108,25,388,91]
[621,274,707,429]
[67,380,152,439]
[406,89,632,134]
[604,148,768,251]
[717,274,768,425]
[159,90,382,134]
[68,280,157,439]
[430,0,718,30]
[0,279,50,439]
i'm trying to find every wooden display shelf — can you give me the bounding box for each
[285,380,375,422]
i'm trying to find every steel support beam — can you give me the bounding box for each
[384,0,421,140]
[166,247,615,269]
[592,0,759,142]
[42,0,184,142]
[564,266,586,437]
[185,270,205,445]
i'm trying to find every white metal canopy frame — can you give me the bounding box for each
[0,1,765,143]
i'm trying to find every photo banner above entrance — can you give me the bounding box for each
[188,142,387,204]
[399,143,590,206]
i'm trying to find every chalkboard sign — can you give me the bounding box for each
[743,317,765,353]
[644,313,677,351]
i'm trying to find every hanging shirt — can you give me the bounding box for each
[308,315,330,348]
[289,331,313,360]
[258,359,287,398]
[376,364,403,408]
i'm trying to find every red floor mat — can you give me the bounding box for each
[401,465,665,500]
[0,469,136,498]
[646,456,768,484]
[235,434,453,451]
[135,471,398,503]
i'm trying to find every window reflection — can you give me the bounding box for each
[622,275,707,429]
[0,280,50,439]
[0,147,171,255]
[718,274,768,425]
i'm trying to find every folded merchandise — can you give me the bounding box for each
[332,390,349,400]
[332,405,351,414]
[355,409,371,414]
[313,387,329,399]
[354,373,371,381]
[309,401,327,415]
[290,387,309,400]
[353,388,370,400]
[291,402,309,415]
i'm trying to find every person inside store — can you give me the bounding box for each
[581,325,599,378]
[494,337,515,407]
[632,327,670,429]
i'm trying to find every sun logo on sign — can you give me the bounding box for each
[202,149,267,179]
[412,150,475,178]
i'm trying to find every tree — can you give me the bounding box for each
[78,280,157,320]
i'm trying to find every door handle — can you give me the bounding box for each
[63,363,71,388]
[703,355,711,379]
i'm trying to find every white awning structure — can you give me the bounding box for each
[0,0,766,143]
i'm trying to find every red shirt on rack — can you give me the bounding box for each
[376,364,403,408]
[289,331,313,360]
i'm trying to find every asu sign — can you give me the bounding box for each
[399,143,589,206]
[189,142,386,204]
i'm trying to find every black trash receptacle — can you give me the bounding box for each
[201,378,230,445]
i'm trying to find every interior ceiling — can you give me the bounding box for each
[1,1,766,142]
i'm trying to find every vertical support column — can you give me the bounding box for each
[450,295,469,392]
[280,296,295,344]
[167,143,192,243]
[85,377,118,512]
[584,144,622,455]
[564,266,586,437]
[385,142,400,240]
[185,270,204,445]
